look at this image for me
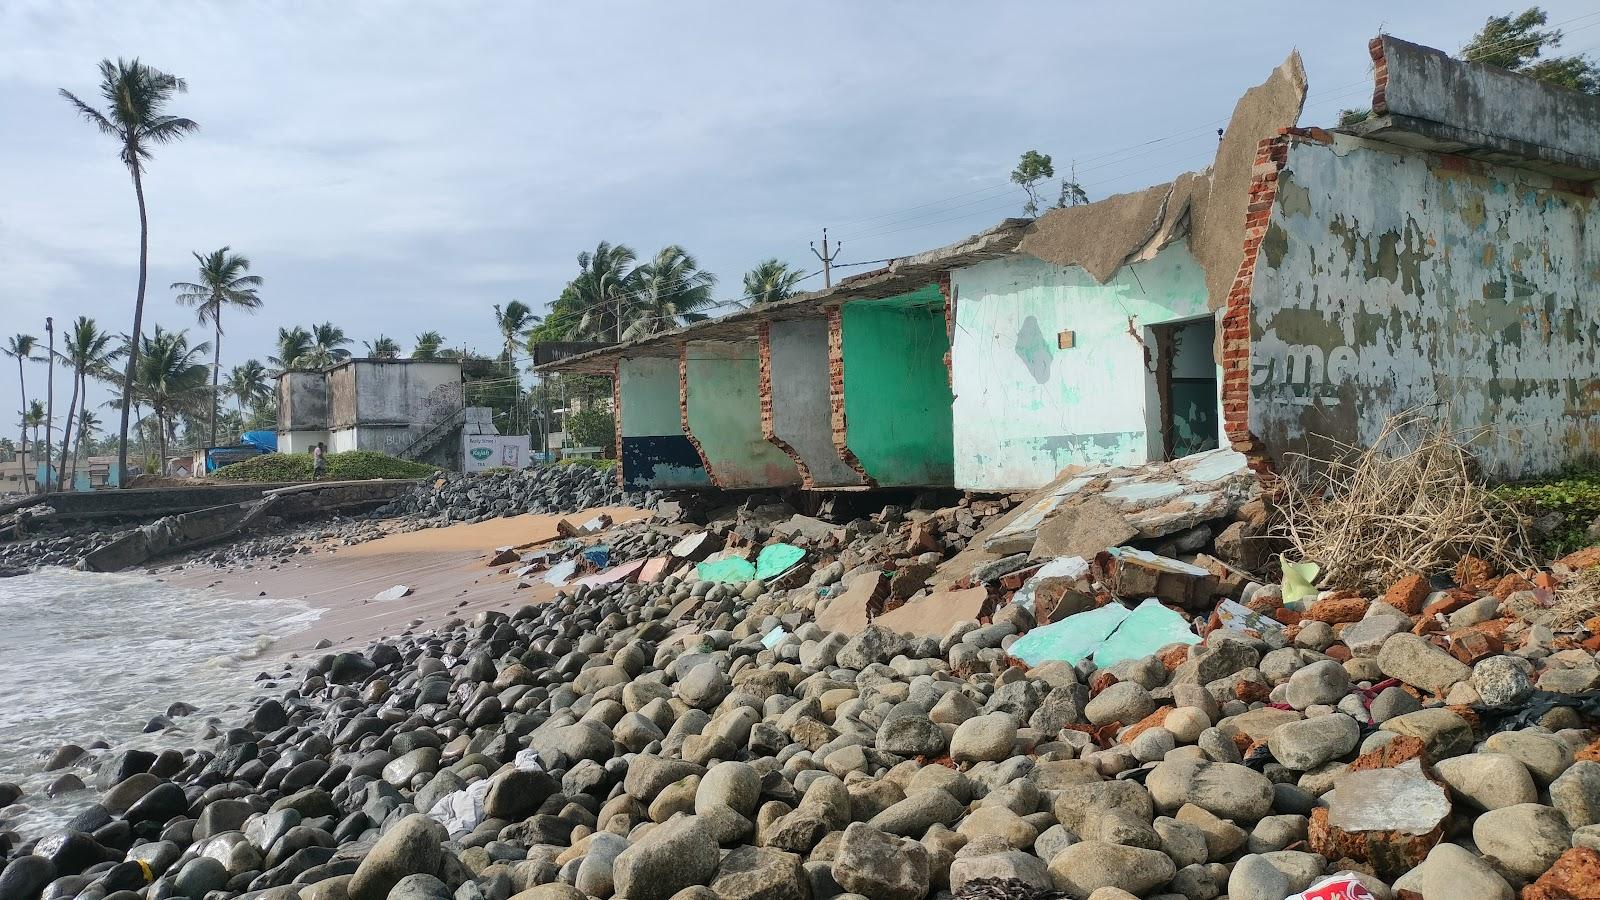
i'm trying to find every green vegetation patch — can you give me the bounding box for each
[213,450,435,482]
[1495,466,1600,558]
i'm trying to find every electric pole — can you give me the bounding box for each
[44,317,54,493]
[811,228,842,289]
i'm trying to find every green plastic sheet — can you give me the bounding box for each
[1008,603,1130,667]
[695,556,757,584]
[1092,598,1200,667]
[755,543,805,580]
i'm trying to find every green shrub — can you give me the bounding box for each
[556,457,617,470]
[566,406,615,452]
[1495,467,1600,557]
[213,450,435,482]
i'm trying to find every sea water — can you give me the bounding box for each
[0,568,319,837]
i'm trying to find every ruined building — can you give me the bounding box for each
[538,36,1600,492]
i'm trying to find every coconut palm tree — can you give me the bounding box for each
[3,335,38,492]
[23,401,46,483]
[60,58,199,487]
[171,246,264,446]
[364,336,401,358]
[743,259,807,305]
[571,241,639,341]
[58,317,122,485]
[493,302,539,363]
[74,409,101,475]
[297,322,351,369]
[130,326,211,463]
[225,360,271,411]
[411,331,446,360]
[624,247,717,340]
[270,326,312,371]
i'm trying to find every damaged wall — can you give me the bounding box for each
[762,320,864,488]
[839,286,955,487]
[1249,133,1600,477]
[951,242,1212,491]
[682,340,802,489]
[619,356,710,489]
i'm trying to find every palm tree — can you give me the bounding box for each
[130,326,211,464]
[411,331,446,360]
[225,360,271,411]
[74,409,101,475]
[298,322,351,369]
[625,246,717,340]
[58,317,122,485]
[364,335,401,358]
[744,259,807,305]
[571,241,639,341]
[171,247,264,446]
[493,302,539,363]
[3,335,38,492]
[61,58,199,488]
[23,398,47,483]
[270,326,312,371]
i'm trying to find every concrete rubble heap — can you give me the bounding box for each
[4,471,1600,900]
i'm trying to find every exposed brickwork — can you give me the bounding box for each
[938,272,955,390]
[1220,133,1292,476]
[757,322,815,486]
[826,306,875,486]
[1369,37,1389,116]
[611,362,624,490]
[678,343,717,484]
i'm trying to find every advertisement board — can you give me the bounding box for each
[462,434,530,473]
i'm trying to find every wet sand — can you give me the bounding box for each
[161,506,650,654]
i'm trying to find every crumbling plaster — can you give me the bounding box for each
[1248,133,1600,478]
[682,340,802,489]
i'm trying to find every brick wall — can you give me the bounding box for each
[611,362,623,490]
[1220,134,1288,474]
[678,343,717,484]
[757,322,815,486]
[826,306,875,485]
[1369,36,1389,117]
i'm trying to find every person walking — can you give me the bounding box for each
[312,441,326,480]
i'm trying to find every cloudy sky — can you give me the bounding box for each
[3,1,1596,434]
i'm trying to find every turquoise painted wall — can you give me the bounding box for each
[684,341,801,488]
[949,243,1212,491]
[840,285,955,486]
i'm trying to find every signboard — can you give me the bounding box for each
[462,434,530,473]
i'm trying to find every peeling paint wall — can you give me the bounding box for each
[619,356,710,489]
[839,287,955,487]
[951,243,1213,491]
[683,340,802,489]
[1249,134,1600,478]
[764,319,863,487]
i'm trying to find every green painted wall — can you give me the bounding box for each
[683,341,801,488]
[841,285,955,486]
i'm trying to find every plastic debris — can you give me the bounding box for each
[373,584,412,602]
[761,626,788,649]
[582,545,612,568]
[1281,554,1320,607]
[1285,874,1376,900]
[696,554,757,584]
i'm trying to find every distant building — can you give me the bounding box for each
[277,358,465,464]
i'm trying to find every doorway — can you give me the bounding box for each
[1150,316,1220,460]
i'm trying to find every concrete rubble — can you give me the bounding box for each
[2,447,1599,900]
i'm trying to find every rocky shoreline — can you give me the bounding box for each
[2,462,1599,900]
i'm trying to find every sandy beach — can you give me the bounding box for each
[161,505,650,654]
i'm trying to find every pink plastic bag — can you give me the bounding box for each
[1286,874,1376,900]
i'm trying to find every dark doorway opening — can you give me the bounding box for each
[1151,317,1220,460]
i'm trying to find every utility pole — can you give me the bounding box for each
[43,317,54,493]
[811,228,842,289]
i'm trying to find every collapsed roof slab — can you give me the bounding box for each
[681,340,803,490]
[1353,35,1600,182]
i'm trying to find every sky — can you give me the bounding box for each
[3,1,1597,437]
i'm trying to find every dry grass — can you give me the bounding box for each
[1273,413,1537,591]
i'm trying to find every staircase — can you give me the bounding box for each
[398,406,466,461]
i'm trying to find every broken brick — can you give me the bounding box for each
[1421,590,1477,619]
[1557,546,1600,570]
[1446,628,1502,665]
[1575,737,1600,764]
[1235,680,1271,703]
[1453,554,1494,589]
[1305,596,1369,624]
[1490,571,1535,600]
[1088,671,1119,697]
[1119,706,1173,744]
[1383,573,1432,616]
[1522,847,1600,900]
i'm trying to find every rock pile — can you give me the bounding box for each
[4,508,1600,900]
[375,466,639,525]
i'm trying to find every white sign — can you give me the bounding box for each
[462,435,530,473]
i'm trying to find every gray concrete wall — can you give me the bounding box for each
[764,319,863,487]
[352,360,462,426]
[277,371,329,431]
[1362,35,1600,180]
